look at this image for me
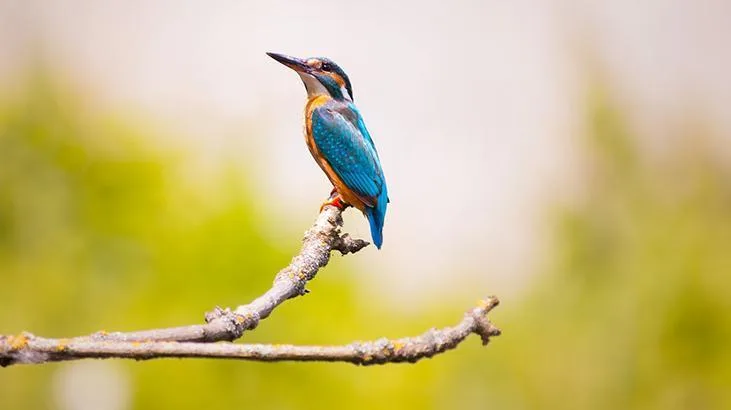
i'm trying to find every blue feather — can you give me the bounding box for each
[311,105,384,199]
[311,101,388,247]
[365,186,388,248]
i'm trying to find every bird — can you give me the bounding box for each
[267,52,389,249]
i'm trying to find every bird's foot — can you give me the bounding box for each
[320,190,349,212]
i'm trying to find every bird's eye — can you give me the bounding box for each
[321,62,331,71]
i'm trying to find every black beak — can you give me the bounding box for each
[266,52,310,73]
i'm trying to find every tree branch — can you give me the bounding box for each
[0,204,502,368]
[0,297,499,366]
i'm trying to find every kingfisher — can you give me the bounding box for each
[267,52,389,248]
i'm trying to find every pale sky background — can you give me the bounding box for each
[1,0,729,309]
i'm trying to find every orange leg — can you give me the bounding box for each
[320,188,350,211]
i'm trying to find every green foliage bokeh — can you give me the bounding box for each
[1,74,730,409]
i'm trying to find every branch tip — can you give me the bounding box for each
[469,296,502,345]
[334,233,370,255]
[477,296,500,312]
[204,306,227,323]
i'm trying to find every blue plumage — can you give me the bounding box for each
[311,102,388,248]
[311,105,383,198]
[364,186,389,248]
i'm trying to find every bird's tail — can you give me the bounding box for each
[365,188,389,249]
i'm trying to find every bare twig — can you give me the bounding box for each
[0,297,499,366]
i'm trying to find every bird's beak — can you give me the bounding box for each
[266,52,311,74]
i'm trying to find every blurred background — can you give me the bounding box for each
[1,1,730,409]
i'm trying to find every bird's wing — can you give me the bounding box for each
[311,105,385,204]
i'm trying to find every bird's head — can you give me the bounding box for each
[267,52,353,102]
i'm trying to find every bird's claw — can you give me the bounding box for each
[320,191,348,212]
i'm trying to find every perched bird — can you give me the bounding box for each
[267,52,389,248]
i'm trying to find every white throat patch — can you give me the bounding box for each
[298,73,328,98]
[340,85,353,102]
[297,72,352,102]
